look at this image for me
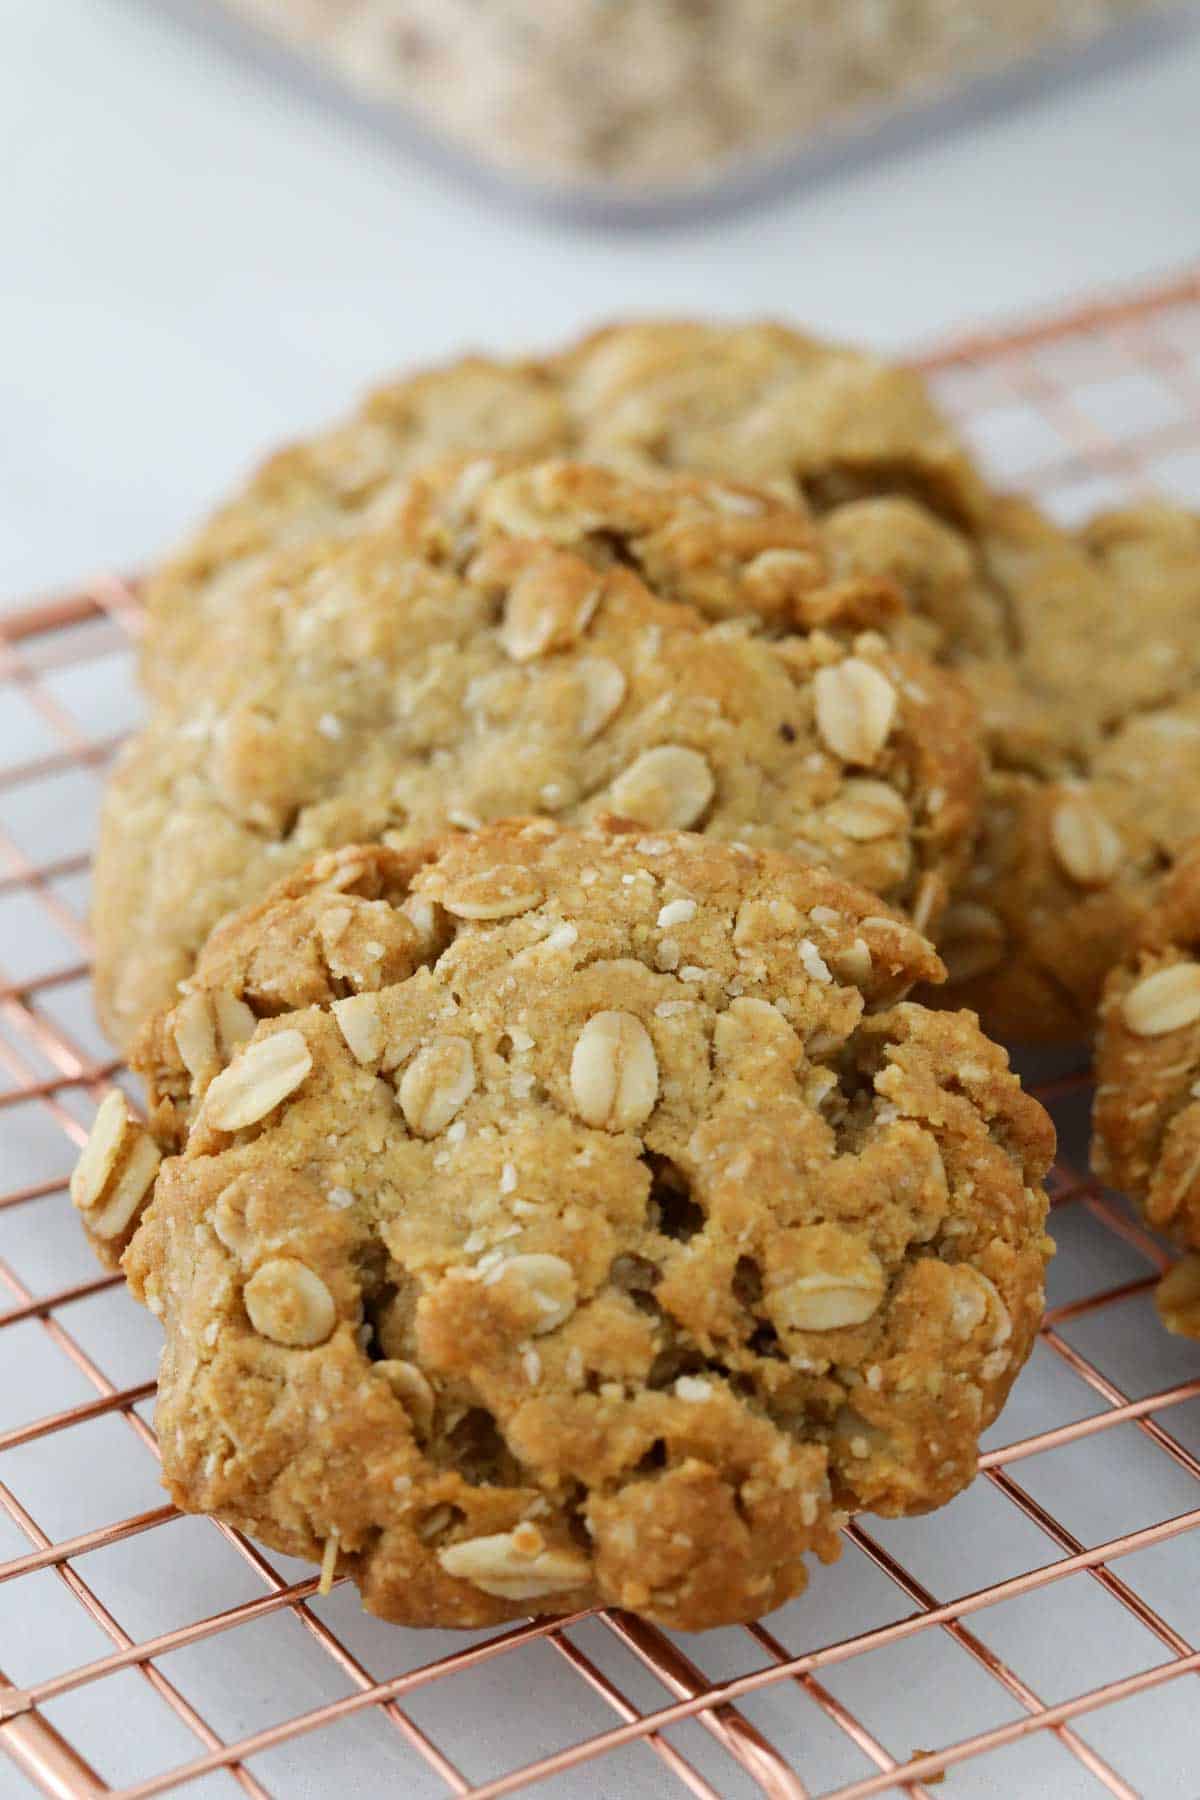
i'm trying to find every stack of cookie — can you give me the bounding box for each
[70,321,1197,1630]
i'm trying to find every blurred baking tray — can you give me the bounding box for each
[1,267,1199,1798]
[152,0,1192,221]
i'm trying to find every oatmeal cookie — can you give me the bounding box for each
[95,458,982,1048]
[1094,839,1200,1338]
[116,315,1200,1041]
[74,823,1053,1630]
[140,317,988,692]
[941,502,1200,1040]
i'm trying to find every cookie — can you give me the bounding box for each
[1094,838,1200,1338]
[942,502,1200,1040]
[122,314,1200,1042]
[74,822,1053,1630]
[140,317,988,694]
[94,457,982,1048]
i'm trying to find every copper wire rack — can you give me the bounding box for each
[2,270,1200,1800]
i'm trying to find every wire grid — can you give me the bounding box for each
[1,271,1200,1800]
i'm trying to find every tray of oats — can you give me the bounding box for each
[194,0,1173,209]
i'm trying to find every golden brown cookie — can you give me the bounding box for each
[119,315,1200,1043]
[72,823,1053,1630]
[1094,838,1200,1338]
[94,458,982,1048]
[941,502,1200,1041]
[140,317,989,692]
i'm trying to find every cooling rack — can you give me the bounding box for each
[2,269,1200,1800]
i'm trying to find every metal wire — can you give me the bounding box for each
[2,267,1199,1800]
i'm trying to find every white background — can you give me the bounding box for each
[2,0,1200,601]
[2,6,1200,1798]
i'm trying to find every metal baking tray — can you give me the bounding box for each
[155,0,1189,221]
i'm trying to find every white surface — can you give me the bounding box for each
[2,0,1200,600]
[2,8,1200,1799]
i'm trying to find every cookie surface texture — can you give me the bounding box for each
[942,501,1200,1039]
[106,824,1053,1630]
[95,456,982,1047]
[1094,838,1200,1337]
[141,317,987,690]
